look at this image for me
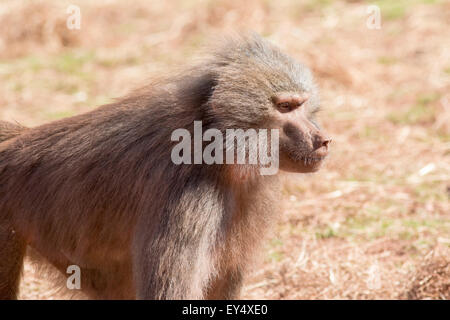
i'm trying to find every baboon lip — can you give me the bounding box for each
[300,155,325,163]
[303,155,325,161]
[288,148,327,166]
[298,152,327,166]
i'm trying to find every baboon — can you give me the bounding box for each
[0,35,330,300]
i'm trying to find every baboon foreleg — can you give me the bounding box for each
[133,225,216,300]
[206,268,244,300]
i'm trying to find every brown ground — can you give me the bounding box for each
[0,0,448,300]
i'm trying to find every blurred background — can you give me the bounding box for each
[0,0,448,299]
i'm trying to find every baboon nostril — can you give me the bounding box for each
[322,139,331,148]
[313,135,331,151]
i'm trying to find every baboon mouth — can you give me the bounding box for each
[302,156,325,161]
[299,154,326,166]
[287,147,327,167]
[300,156,325,163]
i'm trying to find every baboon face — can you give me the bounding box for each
[271,90,330,173]
[207,36,330,173]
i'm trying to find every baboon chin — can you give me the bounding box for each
[0,34,330,300]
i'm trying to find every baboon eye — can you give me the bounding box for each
[277,102,292,112]
[272,93,308,113]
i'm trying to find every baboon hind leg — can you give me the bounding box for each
[0,226,26,300]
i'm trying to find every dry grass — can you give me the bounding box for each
[402,245,449,299]
[0,0,448,300]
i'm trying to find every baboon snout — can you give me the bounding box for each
[282,121,331,152]
[312,133,331,157]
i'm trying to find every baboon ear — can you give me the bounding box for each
[180,71,217,107]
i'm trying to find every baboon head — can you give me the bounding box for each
[204,35,331,173]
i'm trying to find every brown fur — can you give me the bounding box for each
[0,34,328,299]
